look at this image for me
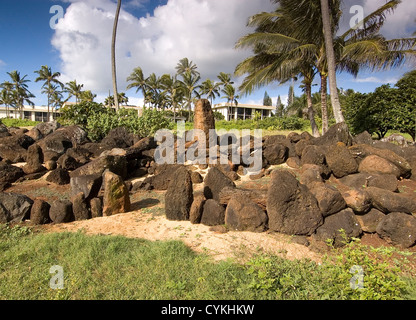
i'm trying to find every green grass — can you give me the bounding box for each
[0,224,415,300]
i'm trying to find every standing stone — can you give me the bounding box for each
[203,167,236,202]
[102,170,131,217]
[23,144,46,174]
[189,192,205,224]
[376,212,416,248]
[90,197,103,218]
[266,170,322,236]
[30,199,51,225]
[165,166,193,221]
[200,199,225,226]
[193,99,216,146]
[0,193,34,223]
[71,192,90,221]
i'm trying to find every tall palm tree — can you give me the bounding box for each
[0,81,13,117]
[200,79,220,106]
[111,0,122,111]
[221,84,239,121]
[181,71,201,121]
[65,80,84,104]
[127,67,149,107]
[7,70,35,119]
[146,73,161,108]
[320,0,344,124]
[236,0,415,132]
[160,74,185,120]
[34,65,63,122]
[176,58,200,78]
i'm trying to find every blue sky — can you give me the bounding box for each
[0,0,415,108]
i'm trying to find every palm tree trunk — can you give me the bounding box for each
[305,83,320,137]
[320,73,329,134]
[112,0,122,111]
[320,0,344,124]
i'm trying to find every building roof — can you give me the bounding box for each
[213,103,275,111]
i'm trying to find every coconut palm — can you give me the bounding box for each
[65,80,84,104]
[0,81,14,117]
[221,84,239,121]
[200,79,220,106]
[111,0,122,111]
[7,70,35,119]
[127,67,149,107]
[176,58,200,78]
[34,65,63,122]
[235,0,415,133]
[181,71,201,121]
[160,74,185,120]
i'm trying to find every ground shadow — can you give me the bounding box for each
[131,198,161,211]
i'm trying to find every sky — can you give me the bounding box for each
[0,0,415,108]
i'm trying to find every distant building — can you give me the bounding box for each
[0,105,60,122]
[212,103,275,121]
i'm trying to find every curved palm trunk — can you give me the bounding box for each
[112,0,122,111]
[320,73,329,134]
[320,0,344,124]
[305,83,320,137]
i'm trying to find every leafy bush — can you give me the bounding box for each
[86,107,174,141]
[0,118,39,127]
[58,101,107,128]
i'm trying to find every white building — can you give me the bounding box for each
[0,105,59,122]
[212,103,275,121]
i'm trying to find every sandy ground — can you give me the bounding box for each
[41,209,322,263]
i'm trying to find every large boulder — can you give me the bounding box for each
[33,121,61,137]
[349,144,411,179]
[376,212,416,248]
[141,164,183,191]
[0,193,33,223]
[358,155,401,178]
[308,182,347,217]
[314,208,362,247]
[70,174,103,200]
[23,144,46,174]
[0,162,24,190]
[203,166,236,202]
[314,122,353,146]
[70,155,127,180]
[102,170,131,217]
[225,192,268,232]
[46,168,70,185]
[356,208,385,233]
[365,187,416,215]
[29,199,51,225]
[165,166,193,221]
[263,143,289,165]
[189,192,205,224]
[338,173,398,193]
[49,199,74,223]
[200,199,225,226]
[0,134,34,162]
[101,127,136,149]
[267,169,323,236]
[325,143,358,178]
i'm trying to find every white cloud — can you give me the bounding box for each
[353,76,399,84]
[51,0,274,103]
[0,59,6,67]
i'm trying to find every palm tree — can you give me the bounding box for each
[236,0,415,132]
[111,0,122,111]
[80,90,96,103]
[176,58,200,78]
[146,73,162,108]
[200,79,220,106]
[50,88,64,119]
[7,70,35,119]
[34,65,63,122]
[320,0,344,124]
[181,71,201,121]
[0,81,14,117]
[160,74,185,120]
[65,80,84,104]
[127,67,149,107]
[221,84,239,121]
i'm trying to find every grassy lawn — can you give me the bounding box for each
[1,224,415,300]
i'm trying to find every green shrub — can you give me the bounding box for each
[0,118,39,127]
[58,101,107,128]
